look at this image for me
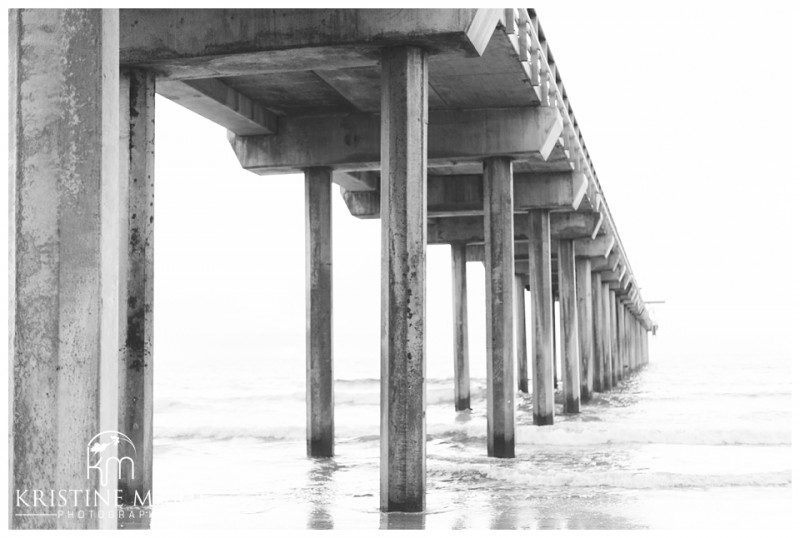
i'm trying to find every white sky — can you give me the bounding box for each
[2,2,798,386]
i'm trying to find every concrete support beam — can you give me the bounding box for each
[305,167,334,457]
[158,78,278,135]
[121,9,502,79]
[380,46,428,513]
[528,210,555,425]
[602,283,613,390]
[426,210,598,245]
[609,289,620,385]
[483,157,516,458]
[118,68,156,511]
[574,234,616,259]
[344,172,588,220]
[576,259,593,402]
[230,106,562,174]
[618,301,627,377]
[10,9,120,530]
[591,273,606,393]
[451,243,470,411]
[515,275,529,393]
[557,240,580,414]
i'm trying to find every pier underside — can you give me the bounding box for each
[10,8,655,527]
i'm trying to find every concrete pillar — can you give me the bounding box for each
[379,46,428,513]
[483,156,515,458]
[609,289,619,386]
[575,259,593,402]
[557,240,580,414]
[528,210,554,425]
[602,283,613,390]
[616,300,625,377]
[10,9,120,530]
[305,167,334,457]
[118,68,156,509]
[552,298,559,390]
[591,273,605,392]
[645,327,650,364]
[451,243,470,411]
[515,275,529,393]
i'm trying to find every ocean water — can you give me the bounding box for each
[149,350,792,530]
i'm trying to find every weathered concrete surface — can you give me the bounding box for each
[609,289,619,386]
[575,259,593,402]
[483,157,515,458]
[515,275,529,393]
[451,243,470,411]
[120,9,501,78]
[10,9,120,530]
[602,283,613,390]
[528,210,554,425]
[344,174,594,221]
[380,46,428,513]
[229,106,562,174]
[305,167,334,457]
[591,272,606,393]
[118,68,155,511]
[557,240,580,414]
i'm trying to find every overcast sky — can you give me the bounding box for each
[3,2,797,386]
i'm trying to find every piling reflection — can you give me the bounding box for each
[305,458,336,529]
[379,511,426,530]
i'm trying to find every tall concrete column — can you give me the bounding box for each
[528,210,554,425]
[553,298,559,390]
[305,167,334,457]
[575,259,593,402]
[591,273,605,392]
[515,275,529,393]
[118,68,156,510]
[609,289,619,386]
[601,283,613,390]
[621,306,630,372]
[558,240,580,414]
[379,46,428,513]
[10,9,120,530]
[614,300,633,376]
[451,243,470,411]
[483,156,515,458]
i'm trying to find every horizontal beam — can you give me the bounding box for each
[590,252,620,272]
[229,106,563,174]
[426,212,599,244]
[158,78,277,135]
[574,235,615,259]
[121,9,501,79]
[342,170,587,220]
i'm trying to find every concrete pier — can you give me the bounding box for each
[483,156,516,458]
[451,243,471,411]
[306,167,334,457]
[10,8,660,522]
[558,240,581,414]
[10,9,120,530]
[515,275,529,393]
[529,210,555,425]
[118,67,156,507]
[379,46,428,512]
[576,259,594,402]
